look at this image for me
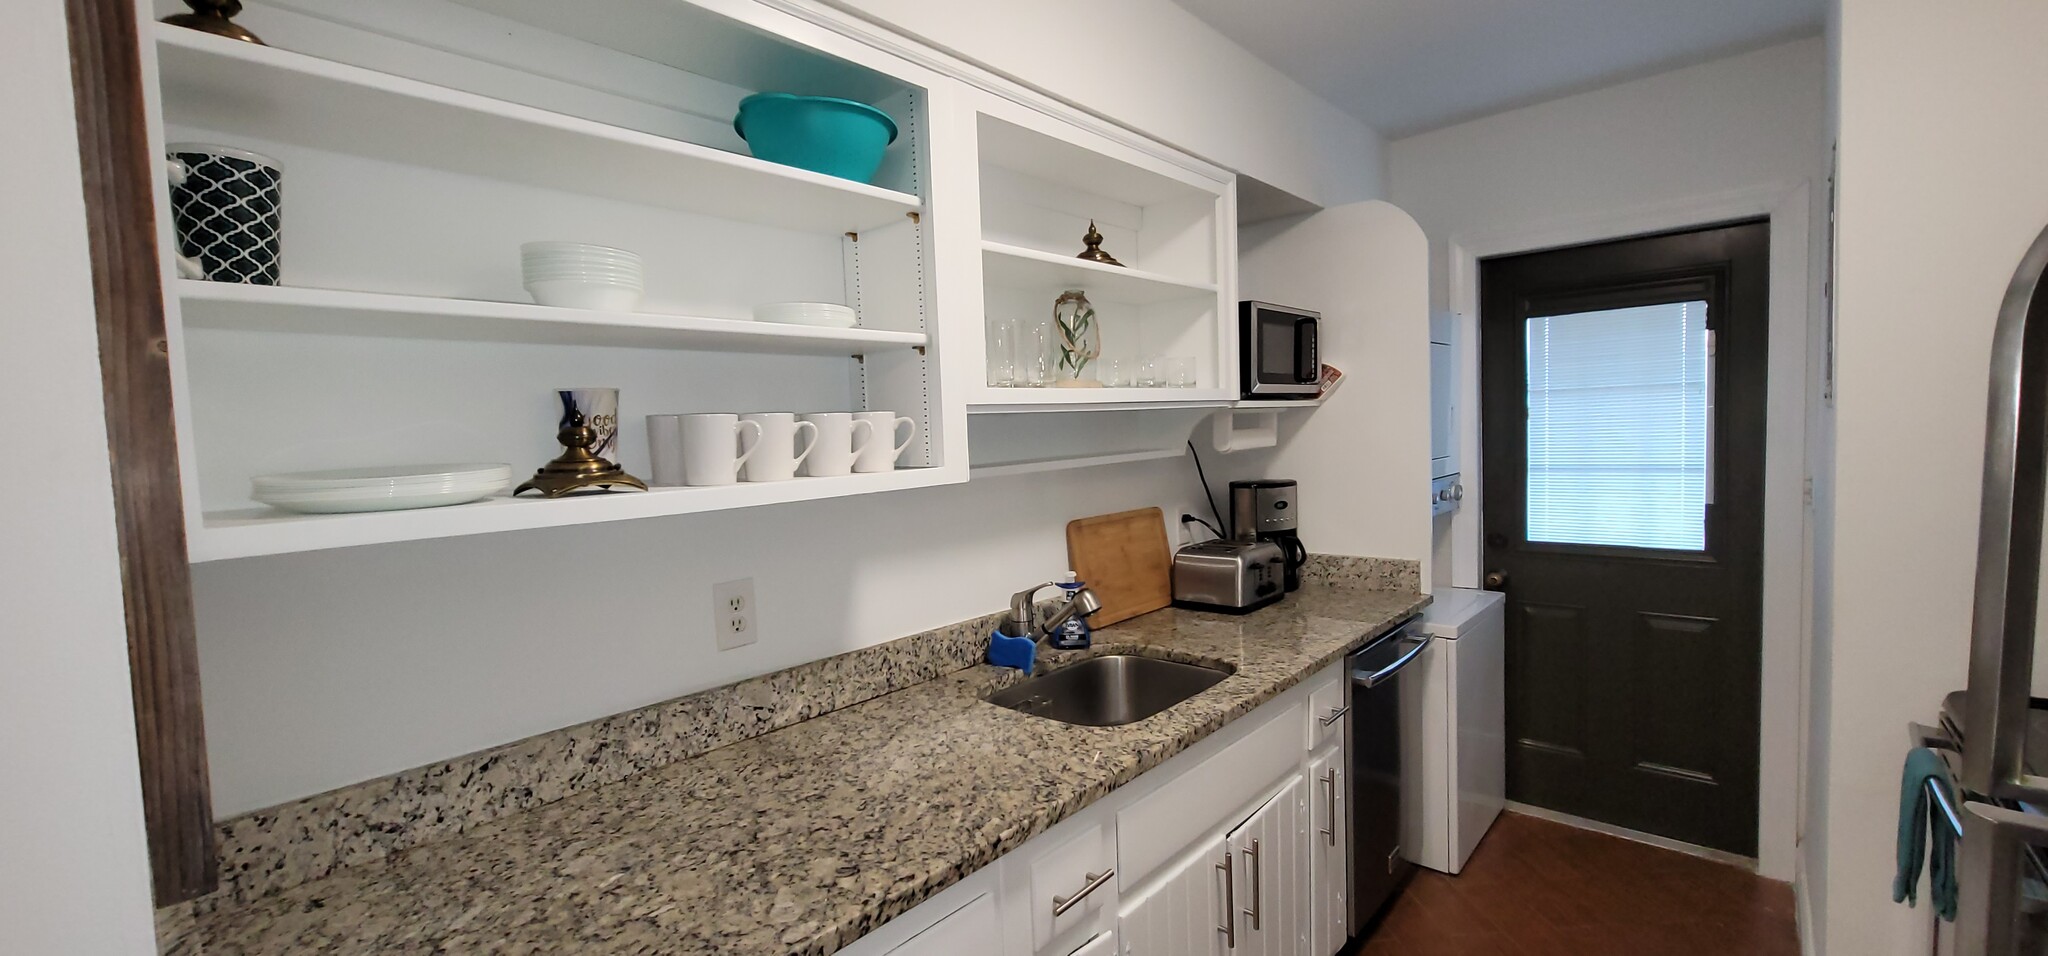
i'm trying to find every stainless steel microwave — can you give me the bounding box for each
[1240,301,1321,396]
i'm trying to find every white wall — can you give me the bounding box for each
[1225,201,1434,583]
[198,461,1213,813]
[0,5,163,953]
[1384,38,1829,881]
[823,0,1384,208]
[1810,4,2048,953]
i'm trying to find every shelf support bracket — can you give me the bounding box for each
[1210,409,1280,453]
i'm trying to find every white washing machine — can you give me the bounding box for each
[1400,586,1506,874]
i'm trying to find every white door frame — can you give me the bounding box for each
[1443,182,1813,880]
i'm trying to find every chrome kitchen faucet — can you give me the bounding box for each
[1006,581,1103,646]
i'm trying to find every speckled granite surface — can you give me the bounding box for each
[1302,553,1421,593]
[160,583,1424,955]
[206,609,1007,905]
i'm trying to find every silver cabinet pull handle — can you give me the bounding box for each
[1243,838,1263,930]
[1216,852,1236,948]
[1319,768,1339,845]
[1051,868,1115,918]
[1318,704,1350,726]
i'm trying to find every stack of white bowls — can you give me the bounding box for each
[754,301,857,328]
[251,463,514,514]
[521,242,644,312]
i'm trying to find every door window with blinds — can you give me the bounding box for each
[1524,300,1711,551]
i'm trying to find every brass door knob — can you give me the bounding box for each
[1483,570,1508,590]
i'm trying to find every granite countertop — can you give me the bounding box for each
[168,584,1427,955]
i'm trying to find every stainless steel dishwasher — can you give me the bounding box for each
[1348,617,1431,932]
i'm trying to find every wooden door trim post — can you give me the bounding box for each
[65,0,217,903]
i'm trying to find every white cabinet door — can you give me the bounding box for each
[1307,744,1348,955]
[886,892,1000,955]
[1228,777,1308,956]
[1119,832,1226,956]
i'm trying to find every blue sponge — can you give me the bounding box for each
[987,628,1038,675]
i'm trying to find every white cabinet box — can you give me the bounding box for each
[1401,587,1507,874]
[884,891,1001,955]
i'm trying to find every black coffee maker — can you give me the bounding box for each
[1230,479,1305,591]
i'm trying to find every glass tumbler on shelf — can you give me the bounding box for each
[1022,314,1054,387]
[1137,359,1162,388]
[1103,358,1129,388]
[986,316,1019,387]
[1167,356,1196,388]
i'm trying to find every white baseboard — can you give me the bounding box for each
[1796,871,1819,956]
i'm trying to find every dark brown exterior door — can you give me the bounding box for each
[1479,221,1768,855]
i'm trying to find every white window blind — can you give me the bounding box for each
[1525,301,1709,551]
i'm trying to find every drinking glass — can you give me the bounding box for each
[1023,316,1054,387]
[986,316,1018,387]
[1103,358,1130,387]
[1167,356,1196,388]
[1137,359,1162,388]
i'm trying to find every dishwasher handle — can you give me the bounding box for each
[1352,632,1433,688]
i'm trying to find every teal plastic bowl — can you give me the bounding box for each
[735,93,898,185]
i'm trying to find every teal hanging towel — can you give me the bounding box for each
[1893,746,1959,921]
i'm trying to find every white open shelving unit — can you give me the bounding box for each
[137,0,965,561]
[952,90,1238,413]
[132,0,1296,557]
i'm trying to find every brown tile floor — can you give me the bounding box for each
[1347,811,1798,956]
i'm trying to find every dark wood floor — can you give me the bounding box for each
[1347,811,1798,955]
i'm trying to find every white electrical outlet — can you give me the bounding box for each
[712,578,757,650]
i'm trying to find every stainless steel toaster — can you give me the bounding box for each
[1171,539,1287,613]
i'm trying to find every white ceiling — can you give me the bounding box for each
[1170,0,1824,137]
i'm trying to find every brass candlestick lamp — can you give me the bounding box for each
[162,0,265,45]
[514,412,647,498]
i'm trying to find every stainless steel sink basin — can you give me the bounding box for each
[986,655,1235,726]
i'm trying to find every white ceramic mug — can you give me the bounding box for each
[799,413,876,477]
[680,414,761,487]
[741,413,818,482]
[646,414,688,487]
[852,411,918,473]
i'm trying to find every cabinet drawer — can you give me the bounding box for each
[1306,664,1346,748]
[1025,821,1117,953]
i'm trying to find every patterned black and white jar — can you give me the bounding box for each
[167,142,282,284]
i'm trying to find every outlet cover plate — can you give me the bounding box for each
[712,578,757,651]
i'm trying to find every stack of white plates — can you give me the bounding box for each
[521,242,644,312]
[754,301,857,328]
[251,463,515,514]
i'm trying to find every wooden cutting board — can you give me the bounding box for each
[1067,507,1173,627]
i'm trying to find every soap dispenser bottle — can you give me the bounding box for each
[1049,571,1094,651]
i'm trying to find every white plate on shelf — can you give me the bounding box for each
[252,463,513,514]
[754,302,857,328]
